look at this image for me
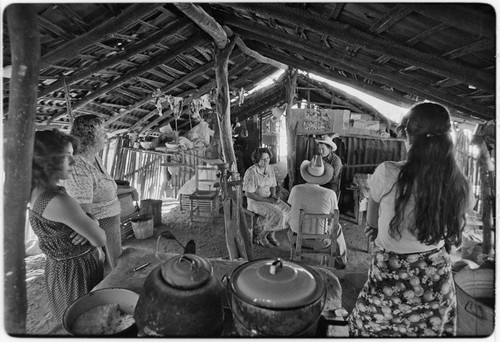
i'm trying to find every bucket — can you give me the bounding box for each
[454,268,494,337]
[131,214,154,240]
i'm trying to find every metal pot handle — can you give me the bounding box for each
[269,259,283,275]
[155,231,175,263]
[465,300,488,320]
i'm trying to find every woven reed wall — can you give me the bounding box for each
[102,137,206,201]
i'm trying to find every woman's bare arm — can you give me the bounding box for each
[42,194,106,247]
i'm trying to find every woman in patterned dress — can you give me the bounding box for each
[242,147,290,247]
[29,129,106,321]
[63,115,121,276]
[348,103,470,337]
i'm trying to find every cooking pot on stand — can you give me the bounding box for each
[226,258,326,337]
[134,232,224,337]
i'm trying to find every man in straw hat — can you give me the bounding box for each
[316,134,343,195]
[287,155,347,269]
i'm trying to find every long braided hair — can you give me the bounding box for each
[389,102,469,247]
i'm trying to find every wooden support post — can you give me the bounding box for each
[285,69,298,189]
[474,137,495,255]
[4,4,40,334]
[214,39,240,258]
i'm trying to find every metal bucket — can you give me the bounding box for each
[454,268,494,337]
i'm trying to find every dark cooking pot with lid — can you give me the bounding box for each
[226,258,326,337]
[134,234,224,337]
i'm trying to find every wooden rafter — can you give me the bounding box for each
[40,3,163,69]
[220,3,494,93]
[413,3,495,39]
[106,60,217,125]
[38,19,193,98]
[368,4,415,34]
[230,20,494,120]
[45,34,205,124]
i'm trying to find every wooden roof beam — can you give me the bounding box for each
[412,3,495,39]
[38,17,193,98]
[229,20,494,120]
[253,44,492,122]
[174,2,228,49]
[106,51,247,128]
[137,54,260,132]
[220,3,494,93]
[106,60,215,125]
[368,4,414,34]
[46,34,205,124]
[40,3,164,69]
[255,42,495,120]
[234,36,288,71]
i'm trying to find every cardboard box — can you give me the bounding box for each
[350,113,373,121]
[353,120,380,131]
[348,127,379,137]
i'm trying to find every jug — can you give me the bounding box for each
[134,232,224,336]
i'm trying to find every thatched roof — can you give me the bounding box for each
[3,3,495,136]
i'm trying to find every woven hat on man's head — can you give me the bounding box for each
[315,135,337,151]
[300,155,333,185]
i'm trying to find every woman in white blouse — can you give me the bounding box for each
[348,103,470,337]
[63,115,121,275]
[242,147,290,247]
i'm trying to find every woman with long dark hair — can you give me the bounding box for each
[29,129,106,321]
[348,102,470,337]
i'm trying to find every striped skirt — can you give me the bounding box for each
[348,246,456,337]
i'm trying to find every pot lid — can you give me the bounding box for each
[230,259,325,308]
[161,254,212,290]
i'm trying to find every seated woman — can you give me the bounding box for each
[29,129,106,322]
[242,147,290,247]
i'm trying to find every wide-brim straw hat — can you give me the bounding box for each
[300,155,334,185]
[315,135,337,151]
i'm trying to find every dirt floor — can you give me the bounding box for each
[24,158,374,335]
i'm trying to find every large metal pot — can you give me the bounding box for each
[226,258,326,337]
[63,288,139,337]
[134,253,224,336]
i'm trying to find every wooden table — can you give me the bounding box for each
[93,246,349,337]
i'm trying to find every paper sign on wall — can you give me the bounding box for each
[294,108,349,135]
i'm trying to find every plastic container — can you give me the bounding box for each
[454,268,494,337]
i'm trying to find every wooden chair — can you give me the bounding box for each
[241,193,259,249]
[189,164,220,223]
[290,209,339,267]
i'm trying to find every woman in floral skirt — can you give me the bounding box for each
[348,102,471,337]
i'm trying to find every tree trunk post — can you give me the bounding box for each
[475,138,495,255]
[285,68,298,189]
[4,4,40,335]
[214,39,240,259]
